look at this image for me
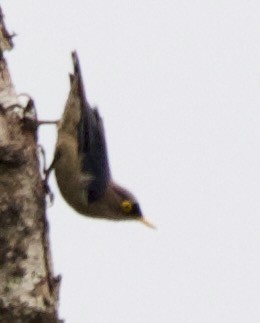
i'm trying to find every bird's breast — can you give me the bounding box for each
[54,134,89,214]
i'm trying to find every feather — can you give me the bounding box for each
[72,51,111,202]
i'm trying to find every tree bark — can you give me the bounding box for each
[0,7,61,323]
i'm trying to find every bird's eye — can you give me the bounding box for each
[121,200,132,213]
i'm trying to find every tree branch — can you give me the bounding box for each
[0,7,61,323]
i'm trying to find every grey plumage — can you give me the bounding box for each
[52,52,154,228]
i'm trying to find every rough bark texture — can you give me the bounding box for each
[0,7,61,323]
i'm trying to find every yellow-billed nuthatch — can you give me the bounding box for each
[48,52,155,228]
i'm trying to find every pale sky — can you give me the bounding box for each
[2,1,260,322]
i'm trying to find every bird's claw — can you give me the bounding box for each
[43,179,54,207]
[37,144,55,206]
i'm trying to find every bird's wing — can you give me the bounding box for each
[72,51,111,202]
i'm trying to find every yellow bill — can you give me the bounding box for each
[139,217,156,229]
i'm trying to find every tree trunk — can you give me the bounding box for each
[0,7,61,323]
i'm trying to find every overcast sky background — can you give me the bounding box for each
[2,1,260,322]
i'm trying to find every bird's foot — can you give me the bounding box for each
[37,144,55,207]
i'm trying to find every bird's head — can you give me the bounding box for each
[99,182,156,229]
[119,199,155,228]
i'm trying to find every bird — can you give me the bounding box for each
[47,51,155,228]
